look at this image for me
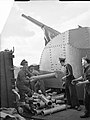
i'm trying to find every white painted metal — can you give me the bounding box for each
[40,27,90,92]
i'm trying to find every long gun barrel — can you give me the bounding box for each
[22,14,45,28]
[22,14,60,34]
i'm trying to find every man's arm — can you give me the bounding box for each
[76,80,89,86]
[71,76,84,85]
[62,69,70,80]
[26,69,34,77]
[72,76,83,82]
[33,70,40,76]
[62,64,73,81]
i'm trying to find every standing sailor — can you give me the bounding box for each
[73,56,90,118]
[59,58,81,110]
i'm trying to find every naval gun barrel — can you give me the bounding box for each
[30,72,58,82]
[22,14,44,28]
[22,14,60,35]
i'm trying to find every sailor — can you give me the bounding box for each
[73,56,90,118]
[59,57,81,111]
[28,65,46,95]
[16,59,33,102]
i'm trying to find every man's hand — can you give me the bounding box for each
[76,81,83,86]
[71,79,77,85]
[76,80,89,85]
[62,82,65,87]
[26,76,30,80]
[62,76,66,81]
[29,78,36,82]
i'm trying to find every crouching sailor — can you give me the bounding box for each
[16,59,33,102]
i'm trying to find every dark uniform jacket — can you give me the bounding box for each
[16,68,32,88]
[65,64,75,86]
[83,64,90,94]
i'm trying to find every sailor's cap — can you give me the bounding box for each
[20,59,28,66]
[82,56,90,63]
[59,57,66,62]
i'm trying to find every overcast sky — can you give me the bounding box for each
[1,1,90,66]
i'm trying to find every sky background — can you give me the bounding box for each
[1,1,90,66]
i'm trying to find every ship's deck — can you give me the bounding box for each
[28,105,90,120]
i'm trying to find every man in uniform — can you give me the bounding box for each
[28,65,46,95]
[16,59,33,102]
[59,58,81,110]
[73,57,90,118]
